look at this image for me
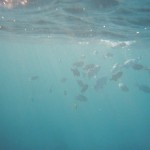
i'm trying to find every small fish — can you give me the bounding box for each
[104,52,113,58]
[30,76,39,80]
[83,64,96,71]
[111,71,123,81]
[111,63,122,73]
[64,90,67,96]
[144,67,150,73]
[61,77,67,83]
[123,57,142,69]
[132,63,144,70]
[76,94,88,102]
[71,68,80,77]
[137,84,150,94]
[118,83,129,92]
[77,80,85,87]
[73,103,78,111]
[94,76,107,90]
[123,59,137,68]
[81,84,88,93]
[73,61,84,67]
[77,80,88,93]
[49,88,53,93]
[87,65,101,78]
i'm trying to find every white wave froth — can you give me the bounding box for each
[100,39,136,47]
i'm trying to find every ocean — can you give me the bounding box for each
[0,0,150,150]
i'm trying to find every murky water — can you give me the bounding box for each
[0,0,150,150]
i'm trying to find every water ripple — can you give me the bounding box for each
[0,0,149,39]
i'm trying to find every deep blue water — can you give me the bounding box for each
[0,0,150,150]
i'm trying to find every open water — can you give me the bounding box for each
[0,0,150,150]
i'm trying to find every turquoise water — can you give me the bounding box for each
[0,0,150,150]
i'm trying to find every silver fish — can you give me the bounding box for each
[77,80,85,87]
[73,61,84,67]
[111,71,123,81]
[76,94,88,102]
[81,84,88,93]
[111,63,122,74]
[94,76,107,90]
[30,76,39,80]
[123,59,137,68]
[64,90,67,96]
[104,52,113,58]
[71,68,80,77]
[123,57,142,68]
[83,64,96,71]
[132,63,144,70]
[137,84,150,94]
[118,83,129,92]
[61,77,67,83]
[87,65,101,78]
[49,88,52,93]
[77,80,88,93]
[144,67,150,74]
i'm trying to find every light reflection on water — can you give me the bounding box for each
[0,0,149,39]
[0,0,28,9]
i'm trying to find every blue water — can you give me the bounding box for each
[0,0,150,150]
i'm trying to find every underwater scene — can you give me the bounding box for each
[0,0,150,150]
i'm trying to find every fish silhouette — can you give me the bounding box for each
[94,76,107,90]
[136,84,150,94]
[111,71,123,81]
[111,63,122,73]
[30,76,39,81]
[77,80,88,93]
[132,63,144,70]
[71,68,80,77]
[81,84,88,93]
[118,83,129,92]
[73,61,84,68]
[76,94,88,102]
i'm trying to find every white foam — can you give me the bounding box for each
[100,39,136,48]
